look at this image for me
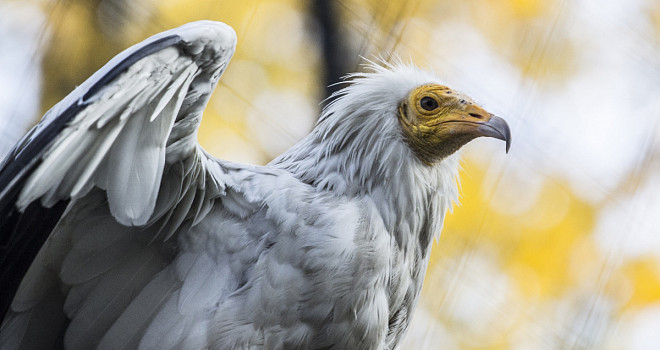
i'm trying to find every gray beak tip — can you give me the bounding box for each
[478,115,511,154]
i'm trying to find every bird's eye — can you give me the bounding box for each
[420,96,439,111]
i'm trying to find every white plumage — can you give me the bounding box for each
[0,21,510,349]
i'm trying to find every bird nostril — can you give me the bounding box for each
[468,113,483,119]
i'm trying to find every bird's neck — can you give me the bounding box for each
[271,122,461,258]
[272,128,461,343]
[271,116,462,343]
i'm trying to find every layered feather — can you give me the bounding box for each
[0,21,237,349]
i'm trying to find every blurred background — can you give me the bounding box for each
[1,0,660,348]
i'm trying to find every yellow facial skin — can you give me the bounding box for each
[398,84,511,165]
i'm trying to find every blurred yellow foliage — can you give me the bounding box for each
[622,258,660,309]
[40,2,108,111]
[651,0,660,42]
[427,161,596,298]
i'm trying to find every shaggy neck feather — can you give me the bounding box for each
[270,61,463,345]
[271,83,461,254]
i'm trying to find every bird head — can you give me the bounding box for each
[275,61,511,195]
[398,84,511,165]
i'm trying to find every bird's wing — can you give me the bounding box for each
[0,20,236,335]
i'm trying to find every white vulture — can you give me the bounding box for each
[0,21,510,349]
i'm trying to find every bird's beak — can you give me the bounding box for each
[451,105,511,153]
[476,115,511,153]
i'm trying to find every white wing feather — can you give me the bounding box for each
[0,21,238,350]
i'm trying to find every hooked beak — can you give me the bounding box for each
[456,104,511,153]
[476,115,511,153]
